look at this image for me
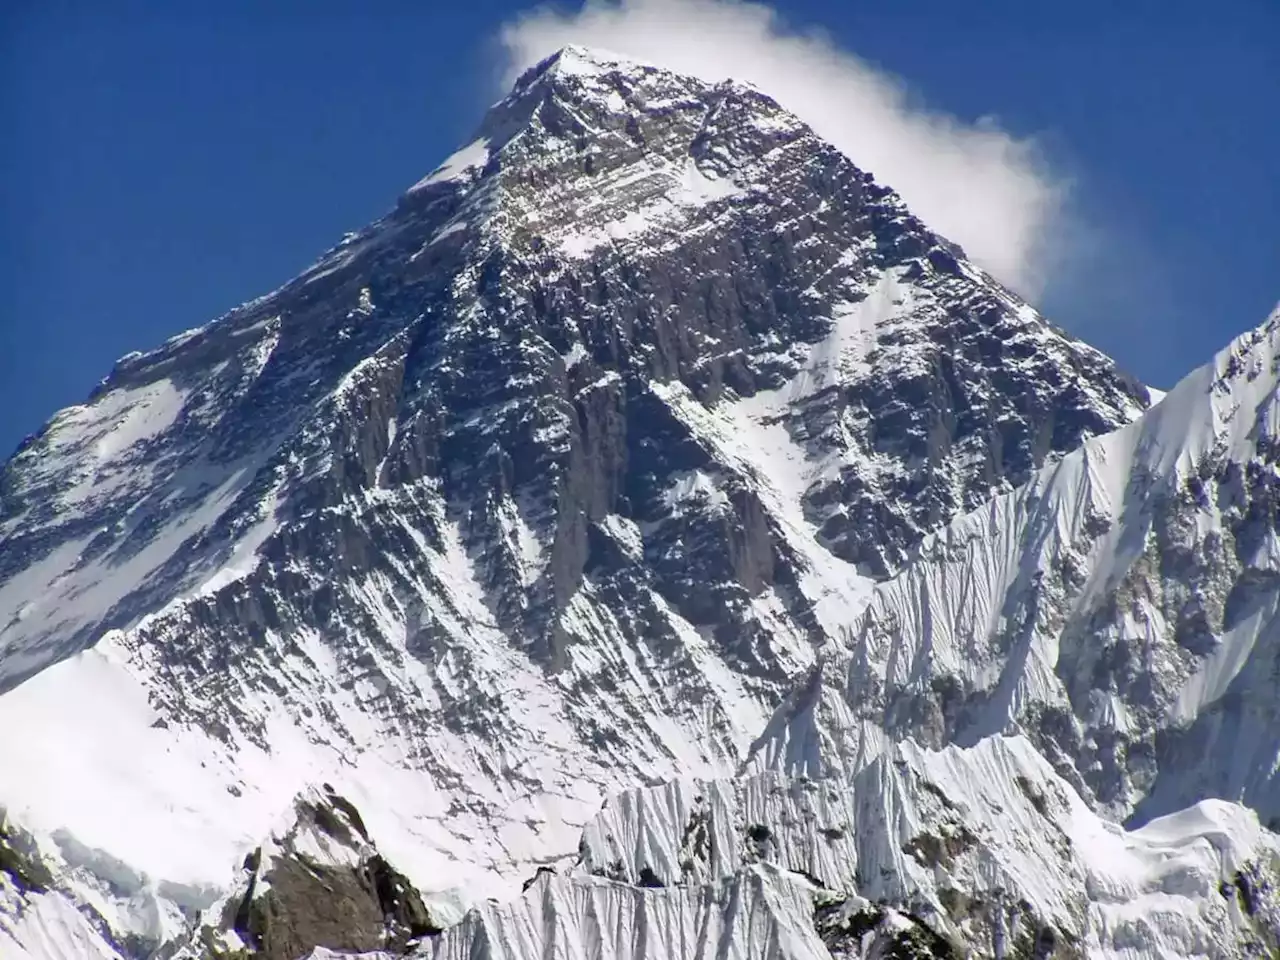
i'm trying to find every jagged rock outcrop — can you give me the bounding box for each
[1,814,53,897]
[187,788,438,960]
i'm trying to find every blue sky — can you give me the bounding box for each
[2,0,1277,457]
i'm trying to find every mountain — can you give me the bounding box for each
[0,44,1273,960]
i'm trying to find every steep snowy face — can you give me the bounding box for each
[0,44,1150,954]
[752,305,1280,830]
[573,736,1280,958]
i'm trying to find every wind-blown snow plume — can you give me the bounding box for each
[499,0,1067,297]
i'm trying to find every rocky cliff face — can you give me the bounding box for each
[0,44,1272,960]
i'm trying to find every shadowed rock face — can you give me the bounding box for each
[0,45,1155,960]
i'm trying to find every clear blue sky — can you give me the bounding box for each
[2,1,1277,457]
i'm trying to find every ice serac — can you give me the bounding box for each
[573,736,1280,957]
[3,41,1244,960]
[1,805,215,960]
[753,304,1280,830]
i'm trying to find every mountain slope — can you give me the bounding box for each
[751,305,1280,831]
[181,737,1280,959]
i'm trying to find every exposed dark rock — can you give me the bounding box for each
[903,825,977,870]
[636,866,665,889]
[198,791,438,960]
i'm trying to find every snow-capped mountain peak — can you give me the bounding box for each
[3,45,1272,960]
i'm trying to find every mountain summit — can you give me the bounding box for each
[2,47,1275,960]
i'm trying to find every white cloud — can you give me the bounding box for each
[498,0,1067,298]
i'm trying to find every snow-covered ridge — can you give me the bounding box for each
[7,735,1280,959]
[511,43,682,91]
[426,865,831,960]
[1,800,220,960]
